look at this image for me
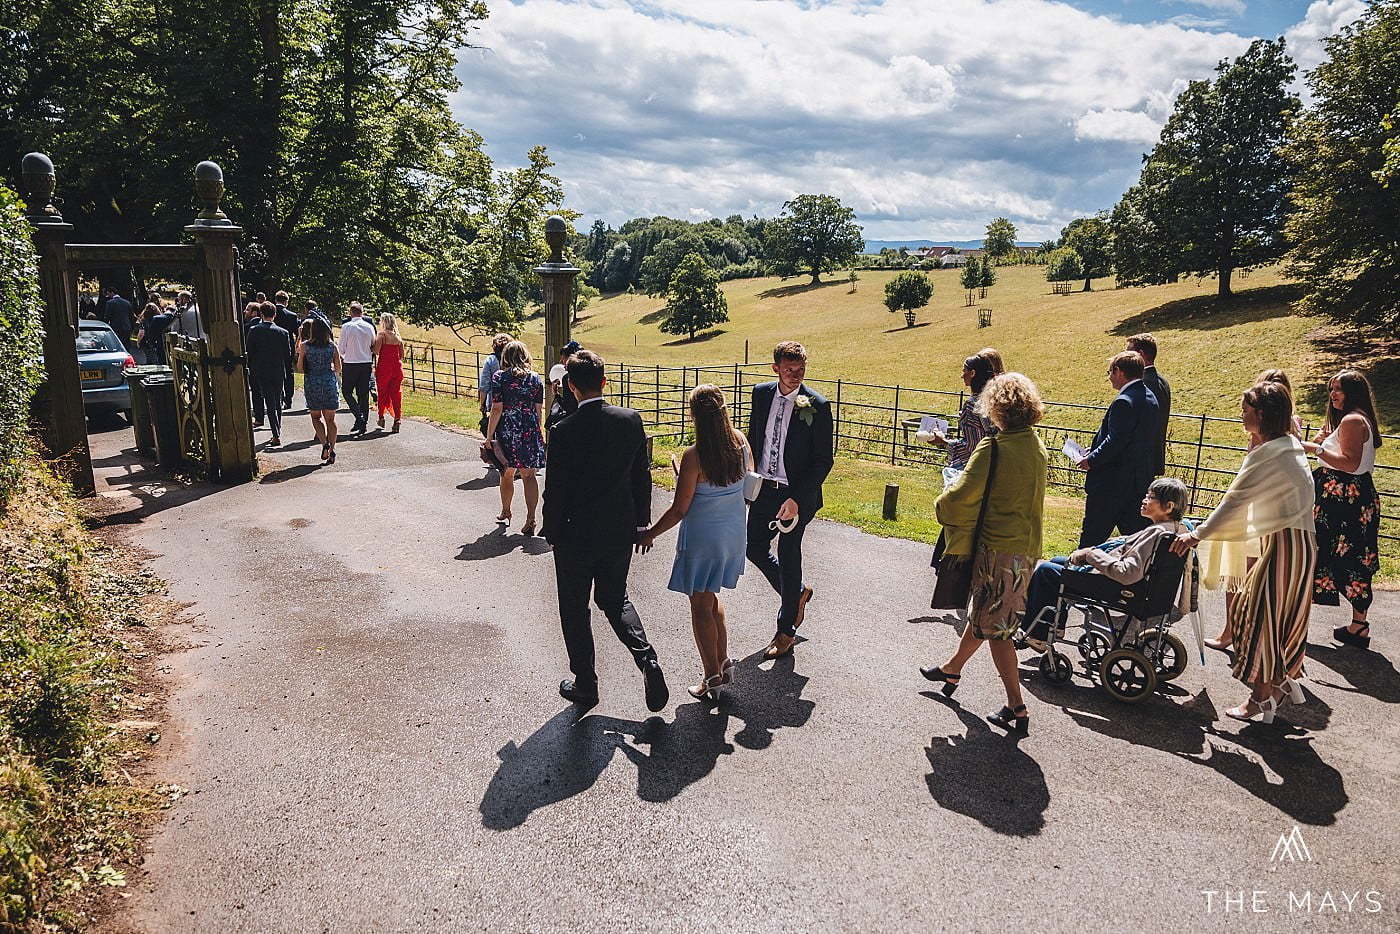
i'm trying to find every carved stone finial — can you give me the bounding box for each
[544,215,568,264]
[20,152,62,223]
[194,160,229,224]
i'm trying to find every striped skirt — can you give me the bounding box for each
[1229,528,1317,687]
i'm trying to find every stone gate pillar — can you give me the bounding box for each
[535,216,579,410]
[21,153,94,496]
[185,161,255,482]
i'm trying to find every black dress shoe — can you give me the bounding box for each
[559,679,599,706]
[642,661,669,712]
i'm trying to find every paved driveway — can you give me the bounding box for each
[92,407,1400,933]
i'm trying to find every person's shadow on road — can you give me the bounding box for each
[922,696,1049,837]
[479,649,817,830]
[456,526,551,560]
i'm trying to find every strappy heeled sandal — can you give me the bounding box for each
[1334,623,1370,649]
[987,704,1030,734]
[687,672,725,702]
[919,665,961,698]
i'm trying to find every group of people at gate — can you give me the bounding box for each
[470,333,1384,729]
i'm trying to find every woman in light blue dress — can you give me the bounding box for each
[638,385,750,702]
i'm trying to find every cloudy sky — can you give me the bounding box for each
[451,0,1364,242]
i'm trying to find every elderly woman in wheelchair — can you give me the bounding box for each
[1018,477,1199,701]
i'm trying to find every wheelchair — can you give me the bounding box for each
[1019,534,1191,703]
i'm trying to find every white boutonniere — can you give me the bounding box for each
[792,393,814,426]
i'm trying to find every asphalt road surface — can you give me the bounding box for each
[91,404,1400,934]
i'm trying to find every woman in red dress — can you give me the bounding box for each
[372,313,405,432]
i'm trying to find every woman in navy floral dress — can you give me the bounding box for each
[486,340,546,534]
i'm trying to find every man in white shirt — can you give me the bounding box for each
[744,341,834,659]
[338,301,377,434]
[173,290,204,339]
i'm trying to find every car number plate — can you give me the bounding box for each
[80,369,105,381]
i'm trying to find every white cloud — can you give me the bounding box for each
[1074,109,1163,145]
[1166,0,1245,15]
[450,0,1344,239]
[1285,0,1366,73]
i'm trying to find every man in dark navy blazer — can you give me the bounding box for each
[1075,350,1160,547]
[1126,333,1171,476]
[745,341,834,659]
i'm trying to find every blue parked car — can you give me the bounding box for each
[77,319,135,419]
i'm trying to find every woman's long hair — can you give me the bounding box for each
[690,384,744,486]
[501,340,532,373]
[963,353,998,394]
[1326,368,1383,448]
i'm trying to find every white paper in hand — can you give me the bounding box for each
[919,415,950,435]
[1062,438,1087,461]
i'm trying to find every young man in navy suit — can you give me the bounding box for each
[1075,350,1161,547]
[745,341,834,659]
[1126,333,1171,476]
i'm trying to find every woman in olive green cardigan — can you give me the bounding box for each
[921,373,1048,735]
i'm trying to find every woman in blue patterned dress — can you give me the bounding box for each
[296,317,342,464]
[638,385,750,702]
[485,340,546,535]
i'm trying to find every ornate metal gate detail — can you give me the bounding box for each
[167,334,215,473]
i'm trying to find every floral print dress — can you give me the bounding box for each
[1312,467,1380,614]
[490,369,546,469]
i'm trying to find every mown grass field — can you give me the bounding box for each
[398,263,1396,430]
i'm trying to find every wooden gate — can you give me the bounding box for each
[167,334,215,473]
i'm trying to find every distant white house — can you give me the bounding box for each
[939,253,969,267]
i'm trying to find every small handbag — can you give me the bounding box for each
[479,438,506,470]
[930,438,999,611]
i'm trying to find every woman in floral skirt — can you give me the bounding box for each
[918,373,1047,735]
[1303,369,1382,650]
[485,340,546,535]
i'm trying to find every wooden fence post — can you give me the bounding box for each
[451,348,459,397]
[883,483,899,520]
[408,343,416,391]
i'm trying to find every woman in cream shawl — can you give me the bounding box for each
[1173,382,1316,723]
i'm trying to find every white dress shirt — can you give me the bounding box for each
[338,316,376,363]
[759,385,800,485]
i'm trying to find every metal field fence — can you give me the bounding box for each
[401,342,1400,541]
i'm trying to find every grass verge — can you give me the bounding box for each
[1,454,166,930]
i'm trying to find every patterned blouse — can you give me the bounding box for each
[946,392,997,469]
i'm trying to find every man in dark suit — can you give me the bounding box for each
[245,301,293,447]
[1075,350,1160,547]
[1126,333,1171,476]
[745,340,835,659]
[272,291,301,410]
[103,288,135,354]
[542,350,668,711]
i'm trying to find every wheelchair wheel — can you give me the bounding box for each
[1099,649,1156,703]
[1077,631,1111,664]
[1039,650,1073,684]
[1136,628,1188,681]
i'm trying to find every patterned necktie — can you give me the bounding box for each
[768,395,786,478]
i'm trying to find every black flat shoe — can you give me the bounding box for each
[987,704,1030,735]
[919,665,961,697]
[559,679,599,707]
[643,661,670,712]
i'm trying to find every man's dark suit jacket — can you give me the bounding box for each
[105,295,134,335]
[273,305,301,344]
[245,321,292,379]
[1142,365,1171,476]
[1084,379,1160,497]
[746,382,835,514]
[542,400,651,548]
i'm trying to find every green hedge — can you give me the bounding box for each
[0,185,43,502]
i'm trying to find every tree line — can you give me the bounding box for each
[0,0,562,336]
[1053,3,1400,332]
